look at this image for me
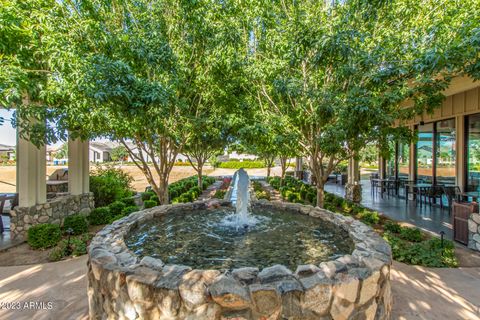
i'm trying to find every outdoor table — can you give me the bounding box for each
[404,183,432,205]
[372,179,398,198]
[0,193,17,234]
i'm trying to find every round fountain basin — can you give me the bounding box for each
[125,207,354,270]
[87,200,393,320]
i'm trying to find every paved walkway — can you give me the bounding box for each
[0,257,479,320]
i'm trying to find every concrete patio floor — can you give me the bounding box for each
[0,256,479,320]
[325,180,454,239]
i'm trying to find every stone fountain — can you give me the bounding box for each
[87,169,392,319]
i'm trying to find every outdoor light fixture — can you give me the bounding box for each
[65,228,74,256]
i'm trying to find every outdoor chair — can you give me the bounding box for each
[386,178,399,197]
[442,186,462,212]
[427,185,445,209]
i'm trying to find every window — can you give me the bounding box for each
[467,114,480,191]
[416,123,434,183]
[435,119,456,185]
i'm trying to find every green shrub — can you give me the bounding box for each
[141,192,152,201]
[63,214,88,235]
[144,200,157,209]
[48,246,65,262]
[120,196,136,207]
[255,190,270,200]
[108,201,126,216]
[48,234,90,262]
[218,160,265,169]
[122,206,138,215]
[27,224,62,249]
[90,166,133,207]
[286,191,301,202]
[384,221,402,234]
[305,192,316,204]
[88,207,111,225]
[384,232,457,267]
[214,190,227,199]
[108,214,126,224]
[399,227,423,242]
[357,210,380,225]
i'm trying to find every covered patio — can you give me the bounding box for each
[325,179,454,239]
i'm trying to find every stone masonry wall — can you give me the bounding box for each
[468,212,480,251]
[10,192,94,240]
[87,200,392,320]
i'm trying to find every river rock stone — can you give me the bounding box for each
[295,264,321,277]
[140,256,164,271]
[358,271,380,305]
[249,284,281,315]
[258,264,293,283]
[179,270,220,310]
[300,273,333,316]
[209,275,251,310]
[232,267,259,285]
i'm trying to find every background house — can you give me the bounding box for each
[0,144,15,161]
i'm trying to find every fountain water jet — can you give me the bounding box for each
[221,168,260,229]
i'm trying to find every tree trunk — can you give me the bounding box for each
[157,177,169,205]
[316,183,325,208]
[197,165,203,190]
[280,156,288,179]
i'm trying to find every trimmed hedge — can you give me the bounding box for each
[144,200,157,209]
[88,207,111,225]
[168,176,215,204]
[63,214,89,235]
[218,160,265,169]
[122,205,138,215]
[120,196,136,207]
[27,224,62,249]
[108,201,126,216]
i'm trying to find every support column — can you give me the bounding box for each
[295,157,303,179]
[346,156,362,203]
[456,115,465,191]
[409,125,416,181]
[69,138,89,195]
[378,156,386,179]
[17,130,46,207]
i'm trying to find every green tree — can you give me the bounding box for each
[62,0,248,204]
[247,0,480,207]
[54,143,68,160]
[110,146,128,166]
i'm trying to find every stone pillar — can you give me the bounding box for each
[17,129,46,207]
[456,115,465,191]
[295,157,303,179]
[346,156,362,203]
[68,138,89,195]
